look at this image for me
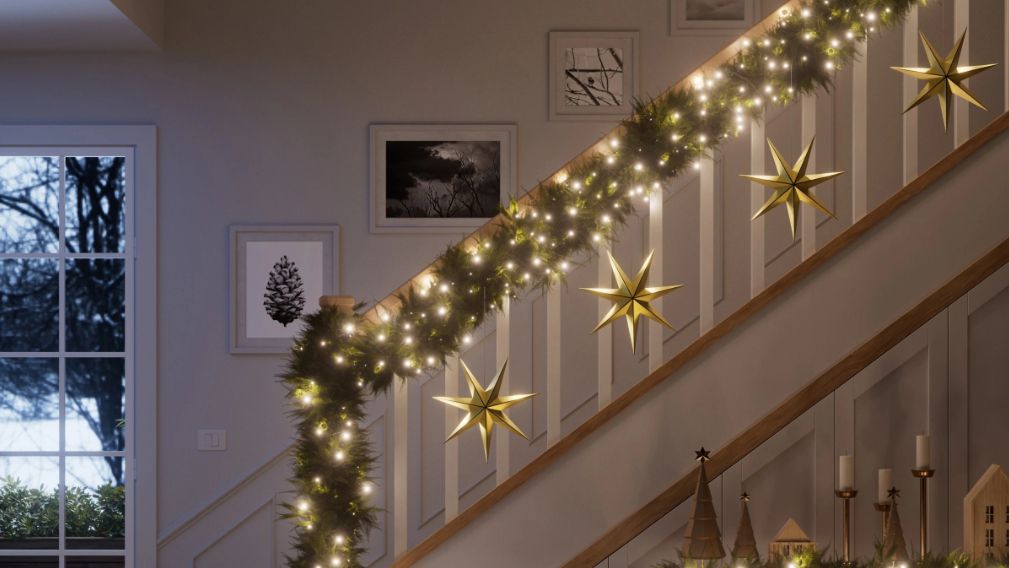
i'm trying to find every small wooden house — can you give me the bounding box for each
[965,464,1009,560]
[768,518,815,560]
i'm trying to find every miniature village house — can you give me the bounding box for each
[768,518,816,560]
[964,464,1009,560]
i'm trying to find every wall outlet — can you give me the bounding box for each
[197,429,227,451]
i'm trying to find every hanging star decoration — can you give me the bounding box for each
[740,136,843,239]
[891,30,997,131]
[433,359,535,461]
[581,250,681,352]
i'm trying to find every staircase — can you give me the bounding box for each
[156,1,1009,566]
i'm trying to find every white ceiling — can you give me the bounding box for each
[0,0,160,51]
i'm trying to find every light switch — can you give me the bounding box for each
[197,429,227,451]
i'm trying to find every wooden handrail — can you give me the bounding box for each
[363,1,802,323]
[563,237,1009,568]
[390,107,1009,567]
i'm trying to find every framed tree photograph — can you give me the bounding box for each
[370,124,517,233]
[229,225,339,353]
[673,0,756,33]
[549,31,639,121]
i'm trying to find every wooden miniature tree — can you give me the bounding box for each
[732,492,759,562]
[882,487,910,565]
[683,448,726,562]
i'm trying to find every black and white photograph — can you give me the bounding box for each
[229,225,339,353]
[385,140,501,220]
[674,0,755,32]
[549,31,639,121]
[370,125,516,233]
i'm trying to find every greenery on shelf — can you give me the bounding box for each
[0,477,125,540]
[282,1,922,566]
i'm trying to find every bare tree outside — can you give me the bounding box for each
[0,156,126,488]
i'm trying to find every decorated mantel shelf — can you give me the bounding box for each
[278,1,1000,566]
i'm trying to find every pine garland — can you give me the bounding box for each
[282,1,921,565]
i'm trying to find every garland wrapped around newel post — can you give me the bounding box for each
[281,2,921,565]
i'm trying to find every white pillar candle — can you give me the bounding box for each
[878,468,892,504]
[839,455,854,490]
[916,434,931,469]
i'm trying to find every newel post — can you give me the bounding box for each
[319,295,356,314]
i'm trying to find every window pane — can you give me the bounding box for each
[65,457,125,550]
[66,259,125,352]
[0,457,60,550]
[0,157,59,254]
[0,557,58,567]
[64,157,126,254]
[66,557,124,568]
[0,259,58,352]
[0,358,58,451]
[66,359,125,452]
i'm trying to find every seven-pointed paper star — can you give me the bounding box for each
[740,136,843,239]
[581,250,682,352]
[891,30,996,132]
[433,359,535,461]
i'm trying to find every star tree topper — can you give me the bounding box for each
[434,360,535,461]
[581,250,682,352]
[892,30,996,132]
[740,136,843,239]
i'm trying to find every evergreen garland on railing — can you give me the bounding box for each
[282,1,921,566]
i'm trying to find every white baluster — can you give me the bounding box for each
[750,117,766,298]
[954,0,970,147]
[597,243,613,409]
[801,93,816,259]
[852,42,869,221]
[547,286,561,446]
[903,5,920,185]
[393,376,408,557]
[495,298,510,484]
[699,154,715,334]
[648,182,664,372]
[444,355,459,521]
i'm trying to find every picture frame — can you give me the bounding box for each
[369,124,517,234]
[229,225,340,354]
[549,31,639,121]
[672,0,757,34]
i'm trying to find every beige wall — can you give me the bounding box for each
[1,0,1007,566]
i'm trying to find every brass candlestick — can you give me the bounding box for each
[912,468,935,559]
[836,489,858,564]
[874,501,892,539]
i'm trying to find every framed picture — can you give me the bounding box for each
[549,31,639,121]
[370,124,517,233]
[229,225,339,353]
[673,0,757,33]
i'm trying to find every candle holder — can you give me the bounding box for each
[835,489,858,565]
[912,468,935,559]
[873,501,891,539]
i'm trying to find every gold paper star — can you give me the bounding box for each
[434,359,535,461]
[581,250,681,352]
[740,136,843,239]
[891,30,997,131]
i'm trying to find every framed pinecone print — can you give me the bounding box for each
[229,225,340,353]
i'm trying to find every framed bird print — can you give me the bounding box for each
[229,225,340,353]
[549,31,639,121]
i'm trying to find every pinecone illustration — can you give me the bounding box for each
[263,255,306,326]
